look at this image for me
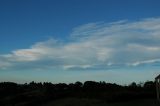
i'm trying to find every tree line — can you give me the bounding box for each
[0,80,157,106]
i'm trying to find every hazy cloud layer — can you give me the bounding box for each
[1,17,160,70]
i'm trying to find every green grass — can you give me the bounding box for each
[42,98,160,106]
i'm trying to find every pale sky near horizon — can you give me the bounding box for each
[0,0,160,84]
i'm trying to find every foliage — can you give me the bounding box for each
[0,81,157,106]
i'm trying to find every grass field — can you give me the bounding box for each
[42,98,160,106]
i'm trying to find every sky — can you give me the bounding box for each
[0,0,160,84]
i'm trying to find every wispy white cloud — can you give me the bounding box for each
[127,59,160,66]
[1,17,160,70]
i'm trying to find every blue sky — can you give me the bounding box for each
[0,0,160,84]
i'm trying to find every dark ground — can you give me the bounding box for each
[43,98,160,106]
[0,81,159,106]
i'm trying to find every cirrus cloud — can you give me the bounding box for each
[1,17,160,71]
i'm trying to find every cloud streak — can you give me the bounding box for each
[1,17,160,71]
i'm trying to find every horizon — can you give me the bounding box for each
[0,0,160,84]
